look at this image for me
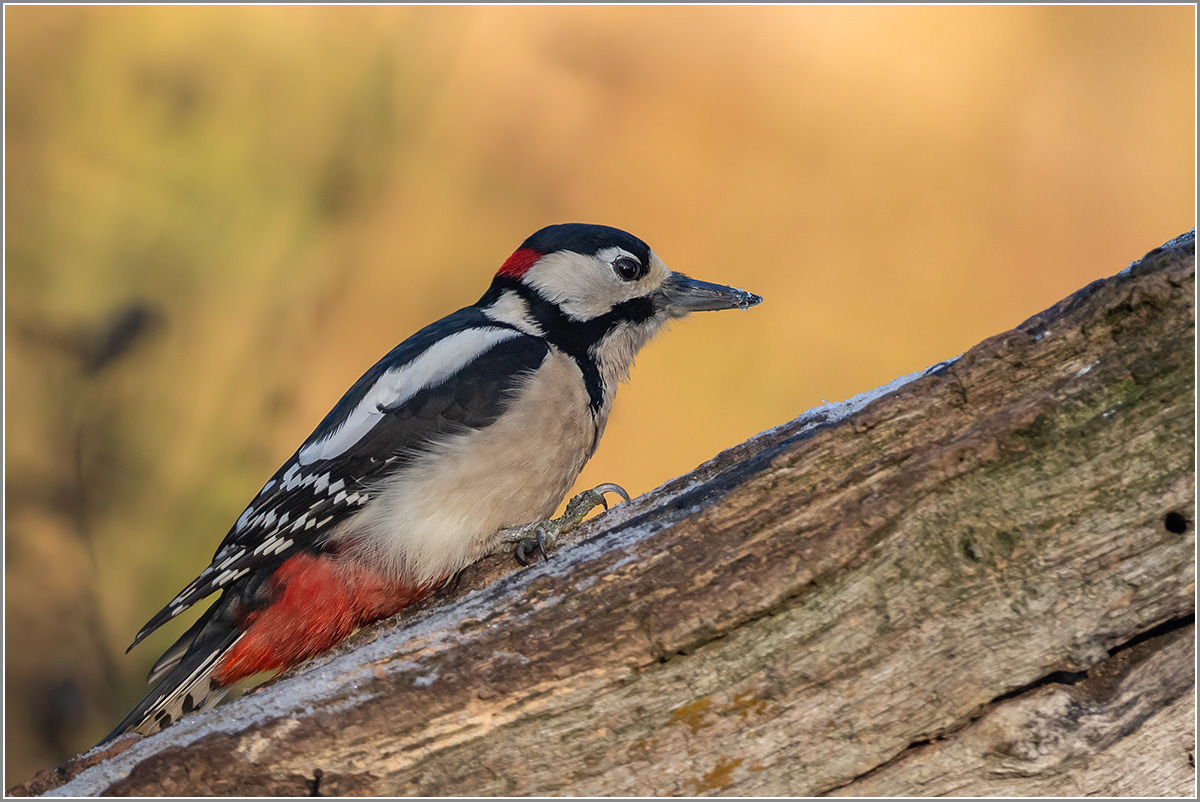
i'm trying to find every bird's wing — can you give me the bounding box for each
[129,308,549,650]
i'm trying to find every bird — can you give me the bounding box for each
[100,223,762,744]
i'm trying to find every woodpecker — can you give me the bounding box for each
[101,223,761,744]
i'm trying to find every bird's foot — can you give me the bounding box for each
[502,483,631,566]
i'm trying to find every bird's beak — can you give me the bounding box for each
[660,272,763,318]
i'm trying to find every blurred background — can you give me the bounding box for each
[4,5,1194,782]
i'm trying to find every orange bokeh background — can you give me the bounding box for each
[4,5,1194,781]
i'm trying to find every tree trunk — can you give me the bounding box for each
[13,232,1195,797]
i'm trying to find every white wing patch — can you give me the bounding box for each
[234,506,255,533]
[283,463,303,489]
[297,327,524,466]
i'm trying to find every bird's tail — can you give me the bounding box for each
[99,607,242,746]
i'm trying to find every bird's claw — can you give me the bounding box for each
[562,483,630,520]
[506,483,630,566]
[514,529,550,566]
[587,482,631,511]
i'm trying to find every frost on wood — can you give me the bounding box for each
[13,232,1195,797]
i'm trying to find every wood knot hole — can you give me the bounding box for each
[1163,511,1188,535]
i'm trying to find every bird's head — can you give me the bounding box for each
[487,223,762,325]
[478,223,762,412]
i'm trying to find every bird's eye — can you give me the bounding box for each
[613,256,642,281]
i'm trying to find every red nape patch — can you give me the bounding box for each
[496,247,541,279]
[212,553,439,685]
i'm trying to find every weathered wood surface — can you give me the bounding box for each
[15,232,1195,797]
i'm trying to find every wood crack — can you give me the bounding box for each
[823,619,1196,796]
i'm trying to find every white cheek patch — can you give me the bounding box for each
[297,327,523,465]
[523,250,660,322]
[522,252,614,320]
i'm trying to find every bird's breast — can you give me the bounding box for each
[332,349,603,585]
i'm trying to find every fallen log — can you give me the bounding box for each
[13,231,1195,797]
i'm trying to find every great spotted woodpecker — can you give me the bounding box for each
[101,223,761,743]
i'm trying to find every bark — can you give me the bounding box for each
[12,231,1195,798]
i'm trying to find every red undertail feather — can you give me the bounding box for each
[212,553,436,685]
[496,247,541,279]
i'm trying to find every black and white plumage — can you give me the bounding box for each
[103,223,761,744]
